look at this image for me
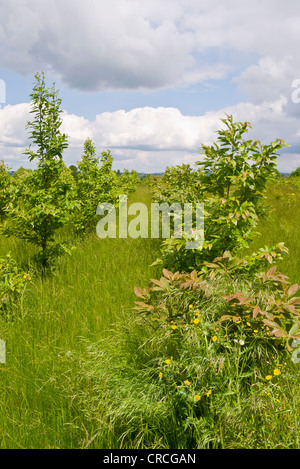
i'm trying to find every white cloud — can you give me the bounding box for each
[6,0,300,92]
[1,100,299,173]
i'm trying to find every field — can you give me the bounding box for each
[0,94,299,449]
[0,177,299,449]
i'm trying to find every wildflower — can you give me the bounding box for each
[273,368,281,376]
[194,318,200,324]
[236,320,241,324]
[195,311,200,316]
[159,372,163,379]
[239,340,245,345]
[253,330,258,333]
[165,359,171,364]
[184,380,191,386]
[246,322,251,327]
[266,375,272,380]
[189,305,193,309]
[171,325,177,330]
[206,390,212,397]
[195,395,201,401]
[212,336,217,342]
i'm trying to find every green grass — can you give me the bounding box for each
[0,184,161,448]
[241,177,300,284]
[0,179,299,449]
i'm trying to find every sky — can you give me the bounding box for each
[0,0,300,173]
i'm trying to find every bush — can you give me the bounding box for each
[150,115,288,272]
[290,167,300,178]
[0,253,32,316]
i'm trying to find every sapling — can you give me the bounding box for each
[5,72,76,268]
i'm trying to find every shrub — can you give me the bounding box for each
[0,254,32,316]
[150,115,288,272]
[0,160,12,224]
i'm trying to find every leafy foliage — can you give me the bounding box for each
[0,160,12,223]
[4,72,76,268]
[290,166,300,178]
[150,115,288,271]
[0,253,32,314]
[73,139,115,236]
[74,138,140,236]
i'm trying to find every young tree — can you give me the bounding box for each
[5,72,76,268]
[152,115,288,271]
[74,139,118,236]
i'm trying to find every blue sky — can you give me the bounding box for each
[0,0,300,173]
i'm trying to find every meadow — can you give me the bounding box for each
[0,178,299,449]
[0,79,299,449]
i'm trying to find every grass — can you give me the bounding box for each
[0,178,299,449]
[0,184,161,448]
[241,177,300,284]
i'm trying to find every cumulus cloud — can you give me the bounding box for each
[1,99,299,173]
[1,0,226,91]
[4,0,300,92]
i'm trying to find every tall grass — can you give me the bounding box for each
[241,177,300,283]
[0,184,161,448]
[0,178,299,449]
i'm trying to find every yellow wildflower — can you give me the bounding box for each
[195,395,201,401]
[159,372,163,379]
[184,380,191,386]
[266,375,272,380]
[171,325,177,330]
[206,390,212,397]
[212,336,217,342]
[189,305,193,309]
[273,368,281,376]
[194,318,200,324]
[165,359,171,364]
